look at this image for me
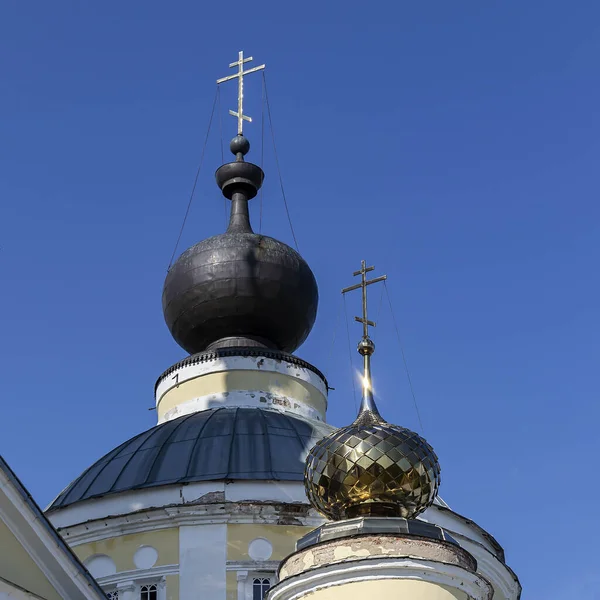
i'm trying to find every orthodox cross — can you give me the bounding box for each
[216,50,265,135]
[342,260,387,341]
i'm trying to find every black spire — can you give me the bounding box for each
[215,135,263,233]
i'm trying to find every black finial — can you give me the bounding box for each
[230,135,250,161]
[215,135,264,233]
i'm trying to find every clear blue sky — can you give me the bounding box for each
[1,2,598,597]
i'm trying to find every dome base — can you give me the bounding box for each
[206,335,276,350]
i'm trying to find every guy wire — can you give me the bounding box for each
[384,281,425,434]
[167,86,218,271]
[325,295,344,378]
[371,282,385,343]
[217,86,227,228]
[263,72,300,252]
[343,294,359,414]
[259,74,266,234]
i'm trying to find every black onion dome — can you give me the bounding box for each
[163,232,318,354]
[49,407,335,510]
[162,135,318,355]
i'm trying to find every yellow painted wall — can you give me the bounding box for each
[227,524,312,562]
[0,519,62,600]
[307,580,468,600]
[226,571,237,600]
[73,528,179,572]
[165,575,179,600]
[158,371,325,421]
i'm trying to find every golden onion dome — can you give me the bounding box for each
[304,399,441,520]
[304,261,441,521]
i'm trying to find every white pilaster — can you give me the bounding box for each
[236,571,248,600]
[116,580,136,600]
[179,524,226,600]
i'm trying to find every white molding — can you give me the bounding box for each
[156,356,328,400]
[103,576,168,600]
[48,487,454,549]
[0,470,104,600]
[48,481,226,527]
[114,579,136,600]
[48,480,317,531]
[450,534,520,599]
[269,557,493,600]
[50,482,323,543]
[227,561,280,572]
[160,390,324,424]
[0,575,49,600]
[48,487,519,599]
[115,581,136,592]
[95,565,178,587]
[236,570,248,600]
[55,503,322,547]
[156,355,328,425]
[0,503,68,597]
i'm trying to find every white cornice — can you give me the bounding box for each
[269,557,493,600]
[96,565,179,588]
[0,575,50,600]
[53,499,519,598]
[57,502,322,546]
[48,484,519,599]
[451,533,521,599]
[226,561,280,572]
[48,481,313,528]
[156,355,328,406]
[0,467,105,600]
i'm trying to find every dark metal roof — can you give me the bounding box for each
[162,231,318,355]
[49,408,335,510]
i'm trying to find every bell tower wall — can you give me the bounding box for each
[155,353,328,424]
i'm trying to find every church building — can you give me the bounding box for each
[1,53,521,600]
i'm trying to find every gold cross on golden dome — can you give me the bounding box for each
[343,260,387,411]
[342,260,387,341]
[217,50,265,135]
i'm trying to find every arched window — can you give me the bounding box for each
[252,578,271,600]
[140,584,158,600]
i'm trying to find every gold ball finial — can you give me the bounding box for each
[357,337,375,356]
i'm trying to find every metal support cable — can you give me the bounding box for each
[371,283,385,343]
[344,294,359,414]
[262,72,300,251]
[217,86,227,227]
[384,281,425,434]
[167,87,219,271]
[217,85,225,163]
[259,74,266,233]
[325,295,344,379]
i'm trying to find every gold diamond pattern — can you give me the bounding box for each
[304,411,441,520]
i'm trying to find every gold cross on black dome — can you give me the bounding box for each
[217,50,265,136]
